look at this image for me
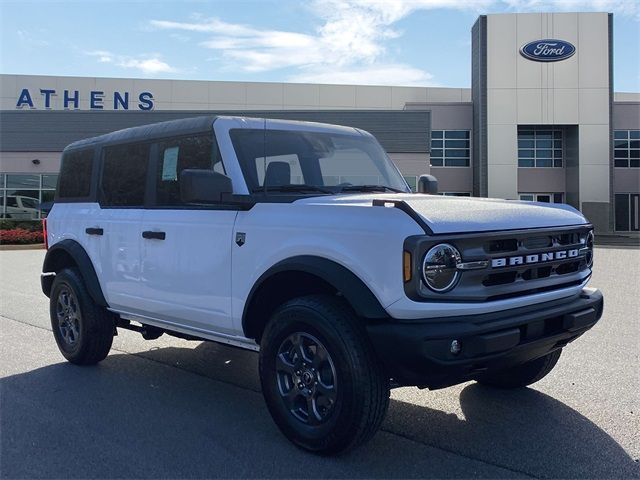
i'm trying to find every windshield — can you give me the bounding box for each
[230,128,409,194]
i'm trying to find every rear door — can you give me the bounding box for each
[94,142,150,313]
[138,133,238,335]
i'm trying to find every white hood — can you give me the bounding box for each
[295,193,588,234]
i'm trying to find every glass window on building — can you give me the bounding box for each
[518,127,563,168]
[519,193,564,203]
[40,174,58,218]
[403,176,417,192]
[430,130,470,167]
[614,130,640,168]
[440,192,472,197]
[615,193,639,231]
[0,173,59,220]
[41,175,59,189]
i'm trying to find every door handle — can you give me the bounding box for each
[85,227,103,236]
[142,231,166,240]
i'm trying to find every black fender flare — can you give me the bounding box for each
[242,255,389,335]
[42,239,108,307]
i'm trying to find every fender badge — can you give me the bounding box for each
[235,232,246,247]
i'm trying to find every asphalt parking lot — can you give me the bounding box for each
[0,248,638,479]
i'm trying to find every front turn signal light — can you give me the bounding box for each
[403,251,412,283]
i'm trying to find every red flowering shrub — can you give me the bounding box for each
[0,228,44,245]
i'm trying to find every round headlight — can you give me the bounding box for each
[422,243,461,292]
[585,231,594,268]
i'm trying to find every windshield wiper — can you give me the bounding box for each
[252,184,333,194]
[338,185,406,193]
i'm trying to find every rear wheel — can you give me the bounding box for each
[476,349,562,389]
[259,295,390,455]
[50,268,115,365]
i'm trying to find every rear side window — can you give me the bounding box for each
[100,143,149,207]
[156,134,224,206]
[58,149,94,199]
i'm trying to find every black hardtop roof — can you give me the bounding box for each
[65,115,218,151]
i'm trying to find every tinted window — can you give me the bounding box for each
[613,130,640,168]
[58,149,94,198]
[517,126,563,168]
[155,134,223,206]
[100,143,149,207]
[430,130,470,167]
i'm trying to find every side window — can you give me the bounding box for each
[100,143,149,207]
[156,134,224,206]
[58,149,94,199]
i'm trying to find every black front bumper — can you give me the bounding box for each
[366,288,603,389]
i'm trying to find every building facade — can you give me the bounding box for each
[1,12,638,232]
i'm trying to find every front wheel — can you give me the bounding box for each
[50,268,115,365]
[259,295,390,455]
[476,349,562,389]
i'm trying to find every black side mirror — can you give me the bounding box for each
[417,174,438,194]
[180,169,233,204]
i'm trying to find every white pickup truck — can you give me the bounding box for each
[41,116,603,454]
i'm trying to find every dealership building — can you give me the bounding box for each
[0,12,638,233]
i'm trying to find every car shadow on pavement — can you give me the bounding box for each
[386,384,638,478]
[1,342,637,479]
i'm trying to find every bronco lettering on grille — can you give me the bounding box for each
[491,249,580,268]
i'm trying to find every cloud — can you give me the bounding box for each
[500,0,640,18]
[148,1,444,85]
[147,0,639,85]
[170,33,191,43]
[290,63,435,86]
[85,50,176,74]
[17,29,50,47]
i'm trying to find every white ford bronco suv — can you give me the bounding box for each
[42,116,603,454]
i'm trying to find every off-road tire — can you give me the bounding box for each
[259,294,390,455]
[477,349,562,389]
[50,267,114,365]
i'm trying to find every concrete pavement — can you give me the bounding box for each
[0,249,638,478]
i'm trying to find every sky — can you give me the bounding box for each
[1,0,639,91]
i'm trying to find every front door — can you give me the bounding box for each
[138,133,238,334]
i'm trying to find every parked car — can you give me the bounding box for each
[2,194,40,219]
[41,116,603,454]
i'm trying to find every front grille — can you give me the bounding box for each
[486,238,518,253]
[405,225,593,302]
[483,271,516,286]
[522,236,552,249]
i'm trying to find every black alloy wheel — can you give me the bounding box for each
[259,294,390,455]
[276,332,338,425]
[55,286,82,347]
[49,268,115,365]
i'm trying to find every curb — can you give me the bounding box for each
[595,236,640,248]
[0,243,45,251]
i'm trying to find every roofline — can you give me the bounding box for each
[65,115,219,150]
[64,114,365,151]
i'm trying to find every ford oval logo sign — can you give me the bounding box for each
[520,39,576,62]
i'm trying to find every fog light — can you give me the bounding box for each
[450,340,462,355]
